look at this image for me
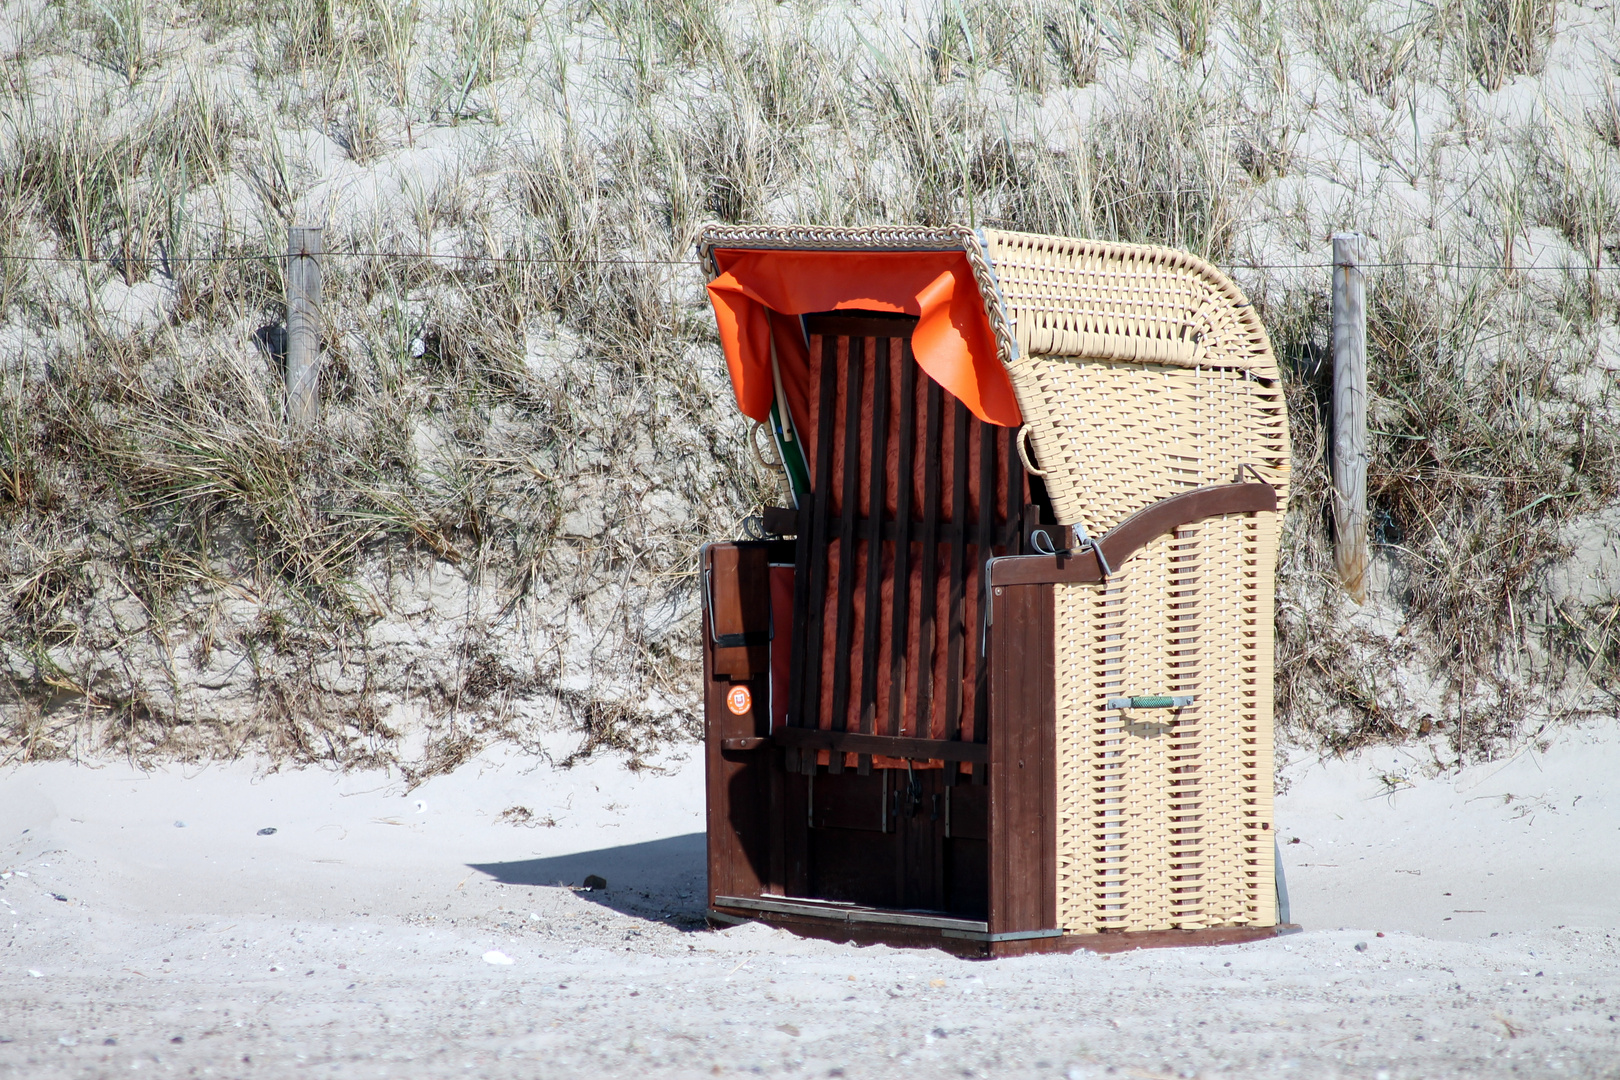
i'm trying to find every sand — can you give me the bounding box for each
[1,724,1617,1079]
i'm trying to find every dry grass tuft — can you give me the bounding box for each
[1459,0,1558,91]
[0,0,1615,774]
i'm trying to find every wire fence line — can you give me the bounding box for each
[0,250,697,265]
[1,249,1616,273]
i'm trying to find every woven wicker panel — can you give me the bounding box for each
[997,238,1290,934]
[1054,510,1278,933]
[1003,357,1289,533]
[981,230,1278,378]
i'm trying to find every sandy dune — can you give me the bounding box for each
[1,726,1617,1078]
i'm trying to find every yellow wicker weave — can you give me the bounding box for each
[982,230,1288,934]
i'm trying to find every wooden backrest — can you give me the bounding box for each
[784,312,1034,774]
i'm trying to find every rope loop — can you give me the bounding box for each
[748,421,783,469]
[1016,424,1048,476]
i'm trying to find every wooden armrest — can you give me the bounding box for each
[989,481,1276,587]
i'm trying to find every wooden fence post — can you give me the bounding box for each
[286,225,323,428]
[1331,232,1368,604]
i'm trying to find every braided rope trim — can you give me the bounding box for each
[695,223,1018,370]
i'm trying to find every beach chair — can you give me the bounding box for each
[697,224,1293,956]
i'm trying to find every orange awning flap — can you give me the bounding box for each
[704,249,1022,428]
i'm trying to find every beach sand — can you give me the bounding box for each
[1,725,1616,1078]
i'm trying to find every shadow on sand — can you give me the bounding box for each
[468,832,708,926]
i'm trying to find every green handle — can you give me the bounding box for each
[1106,695,1194,710]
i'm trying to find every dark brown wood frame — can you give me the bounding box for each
[703,351,1285,955]
[705,902,1299,959]
[987,481,1277,587]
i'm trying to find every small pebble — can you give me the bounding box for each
[1354,942,1368,952]
[257,827,277,836]
[173,821,186,829]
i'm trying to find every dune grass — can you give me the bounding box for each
[0,0,1616,772]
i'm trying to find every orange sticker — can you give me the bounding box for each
[726,685,752,716]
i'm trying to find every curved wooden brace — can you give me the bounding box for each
[987,481,1277,587]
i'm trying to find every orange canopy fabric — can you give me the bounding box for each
[705,249,1023,429]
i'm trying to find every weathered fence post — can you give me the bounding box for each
[1331,232,1368,604]
[285,224,323,429]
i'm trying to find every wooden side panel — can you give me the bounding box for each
[709,544,771,680]
[988,582,1058,936]
[703,544,773,906]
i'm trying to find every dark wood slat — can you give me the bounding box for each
[772,726,991,764]
[987,482,1279,587]
[784,770,810,893]
[858,336,892,739]
[943,401,970,745]
[795,333,843,736]
[915,379,943,741]
[899,767,941,910]
[780,517,974,543]
[887,343,917,738]
[786,505,815,727]
[763,505,799,536]
[742,511,993,544]
[768,735,786,894]
[972,419,995,754]
[828,334,867,767]
[799,312,918,338]
[987,582,1057,937]
[1004,425,1023,552]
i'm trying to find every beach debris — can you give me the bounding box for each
[482,950,515,965]
[174,821,186,828]
[1354,942,1368,952]
[257,828,277,836]
[583,875,607,891]
[27,969,41,977]
[498,806,558,828]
